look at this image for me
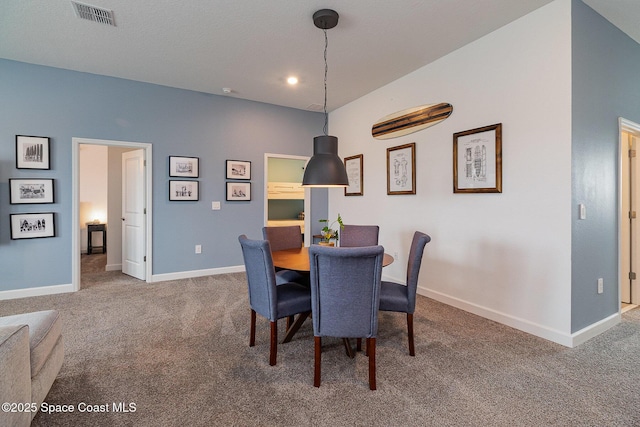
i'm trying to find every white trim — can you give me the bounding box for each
[151,265,245,282]
[0,284,74,301]
[72,137,153,291]
[421,286,621,347]
[264,153,311,246]
[105,263,122,272]
[570,312,620,347]
[618,118,640,308]
[0,266,245,300]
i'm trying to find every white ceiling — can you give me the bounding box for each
[1,0,638,112]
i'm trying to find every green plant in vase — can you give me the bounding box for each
[318,214,344,246]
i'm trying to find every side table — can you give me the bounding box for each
[87,223,107,254]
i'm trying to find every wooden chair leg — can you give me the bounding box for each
[407,313,415,356]
[314,336,322,387]
[250,309,256,347]
[368,337,376,390]
[269,321,278,366]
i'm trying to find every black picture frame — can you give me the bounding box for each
[169,156,199,178]
[9,178,54,204]
[10,212,55,239]
[226,160,251,180]
[169,180,199,201]
[226,182,251,201]
[16,135,50,170]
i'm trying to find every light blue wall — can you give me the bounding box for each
[0,59,326,290]
[571,0,640,331]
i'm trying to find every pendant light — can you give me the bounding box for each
[302,9,349,187]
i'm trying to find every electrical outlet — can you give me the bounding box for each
[597,278,603,294]
[195,245,202,254]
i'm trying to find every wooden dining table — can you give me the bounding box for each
[272,246,394,272]
[272,246,394,357]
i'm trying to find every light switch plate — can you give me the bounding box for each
[212,201,221,210]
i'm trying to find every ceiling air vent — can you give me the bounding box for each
[71,1,116,26]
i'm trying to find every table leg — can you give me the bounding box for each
[282,311,311,343]
[343,338,355,358]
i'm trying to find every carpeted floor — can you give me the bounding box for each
[1,257,639,426]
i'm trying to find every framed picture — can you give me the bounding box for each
[10,212,55,239]
[9,178,54,204]
[227,182,251,201]
[453,123,502,193]
[387,143,416,195]
[344,154,363,196]
[169,180,199,201]
[226,160,251,180]
[169,156,199,178]
[16,135,50,170]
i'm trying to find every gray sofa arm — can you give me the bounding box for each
[0,325,32,427]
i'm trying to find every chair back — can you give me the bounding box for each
[308,245,384,338]
[262,226,302,251]
[405,232,431,312]
[238,235,278,321]
[340,225,379,247]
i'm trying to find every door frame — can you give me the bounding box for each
[618,118,640,307]
[264,153,311,246]
[72,137,153,291]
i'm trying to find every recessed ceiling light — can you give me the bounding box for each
[287,76,298,85]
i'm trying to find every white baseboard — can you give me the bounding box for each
[419,286,619,348]
[105,263,122,272]
[151,265,245,282]
[0,283,74,301]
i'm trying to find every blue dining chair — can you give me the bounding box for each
[339,224,379,247]
[308,245,384,390]
[262,226,307,286]
[378,231,431,356]
[238,235,312,366]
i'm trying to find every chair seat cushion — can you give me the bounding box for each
[379,281,410,313]
[275,269,309,287]
[0,310,62,378]
[276,283,312,318]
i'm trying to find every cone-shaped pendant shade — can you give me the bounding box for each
[302,135,349,187]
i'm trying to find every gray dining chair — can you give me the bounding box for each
[339,224,379,247]
[308,245,384,390]
[238,235,312,366]
[262,226,307,286]
[378,231,431,356]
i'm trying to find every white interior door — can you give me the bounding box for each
[122,149,146,279]
[630,133,640,304]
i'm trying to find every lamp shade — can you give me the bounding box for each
[302,135,349,187]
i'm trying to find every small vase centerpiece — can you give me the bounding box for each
[318,214,344,246]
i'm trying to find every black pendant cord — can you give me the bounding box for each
[323,27,329,136]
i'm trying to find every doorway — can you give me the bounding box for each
[619,118,640,309]
[264,153,311,246]
[72,138,153,291]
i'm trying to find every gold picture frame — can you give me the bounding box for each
[453,123,502,193]
[344,154,363,196]
[387,143,416,195]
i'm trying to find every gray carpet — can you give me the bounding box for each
[1,258,639,426]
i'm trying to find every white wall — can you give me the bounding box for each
[79,145,108,253]
[329,1,573,344]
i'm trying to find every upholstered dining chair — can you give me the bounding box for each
[308,245,384,390]
[238,235,311,366]
[378,231,431,356]
[262,225,307,286]
[339,224,379,247]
